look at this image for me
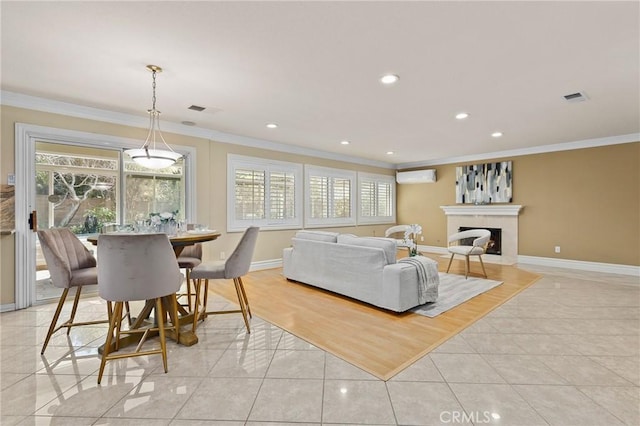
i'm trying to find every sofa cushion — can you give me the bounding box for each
[295,230,339,243]
[336,234,397,265]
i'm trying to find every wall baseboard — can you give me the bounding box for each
[517,255,640,277]
[1,303,16,312]
[250,258,283,271]
[419,245,640,277]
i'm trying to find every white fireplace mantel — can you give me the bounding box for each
[440,205,523,264]
[440,205,523,216]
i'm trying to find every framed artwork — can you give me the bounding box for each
[455,161,512,204]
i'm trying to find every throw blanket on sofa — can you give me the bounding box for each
[398,256,439,304]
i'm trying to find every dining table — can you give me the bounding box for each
[88,230,221,349]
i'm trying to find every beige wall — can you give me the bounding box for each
[0,105,392,305]
[397,142,640,266]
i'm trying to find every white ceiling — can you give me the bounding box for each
[2,1,639,167]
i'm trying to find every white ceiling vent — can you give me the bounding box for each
[563,92,589,103]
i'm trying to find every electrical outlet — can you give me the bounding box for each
[554,246,561,253]
[220,251,226,260]
[420,236,424,241]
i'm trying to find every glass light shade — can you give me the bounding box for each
[124,148,182,169]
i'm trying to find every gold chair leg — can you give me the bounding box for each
[237,277,252,318]
[67,287,83,335]
[41,288,69,354]
[478,255,487,278]
[192,278,201,333]
[446,254,455,273]
[155,298,168,373]
[165,293,180,343]
[185,268,193,311]
[233,278,251,334]
[124,302,132,327]
[98,301,121,384]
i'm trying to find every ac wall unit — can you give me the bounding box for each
[396,169,436,184]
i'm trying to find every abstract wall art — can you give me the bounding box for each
[455,161,512,204]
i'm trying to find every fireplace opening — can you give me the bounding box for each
[458,227,502,255]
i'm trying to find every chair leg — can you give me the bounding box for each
[192,278,202,334]
[233,278,251,334]
[67,287,83,335]
[172,293,180,343]
[155,298,168,373]
[124,302,132,327]
[185,268,193,311]
[41,288,69,354]
[446,254,455,273]
[465,255,470,279]
[478,255,488,278]
[98,301,121,384]
[237,277,252,318]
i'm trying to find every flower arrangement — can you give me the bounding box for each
[403,224,423,256]
[149,210,178,225]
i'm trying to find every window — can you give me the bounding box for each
[228,154,302,231]
[305,165,356,227]
[358,172,396,224]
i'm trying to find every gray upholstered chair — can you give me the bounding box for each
[37,228,109,354]
[96,233,182,384]
[191,227,259,334]
[446,229,492,278]
[177,243,202,311]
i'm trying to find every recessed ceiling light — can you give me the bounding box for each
[491,131,503,138]
[340,140,350,145]
[380,74,399,85]
[455,112,469,120]
[386,151,394,155]
[266,123,278,129]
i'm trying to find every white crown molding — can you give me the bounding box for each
[440,205,523,216]
[398,133,640,169]
[518,255,640,278]
[1,90,394,170]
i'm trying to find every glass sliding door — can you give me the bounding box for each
[34,143,186,302]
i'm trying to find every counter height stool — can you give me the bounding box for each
[177,243,202,311]
[97,233,182,384]
[191,227,259,334]
[37,228,110,354]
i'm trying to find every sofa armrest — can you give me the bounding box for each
[380,263,422,312]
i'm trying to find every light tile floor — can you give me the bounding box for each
[1,265,638,425]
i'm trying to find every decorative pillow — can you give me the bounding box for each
[295,230,339,243]
[336,234,397,264]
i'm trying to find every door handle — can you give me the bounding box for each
[28,210,37,232]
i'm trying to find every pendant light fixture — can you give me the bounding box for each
[124,65,182,169]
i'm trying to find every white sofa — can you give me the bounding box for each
[282,230,438,312]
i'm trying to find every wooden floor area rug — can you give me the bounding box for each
[209,256,540,380]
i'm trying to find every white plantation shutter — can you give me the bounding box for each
[234,169,265,220]
[358,172,396,224]
[305,166,356,227]
[228,155,302,231]
[269,170,296,220]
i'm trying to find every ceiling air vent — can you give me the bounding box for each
[188,105,206,112]
[563,92,589,103]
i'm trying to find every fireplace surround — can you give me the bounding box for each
[441,205,523,264]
